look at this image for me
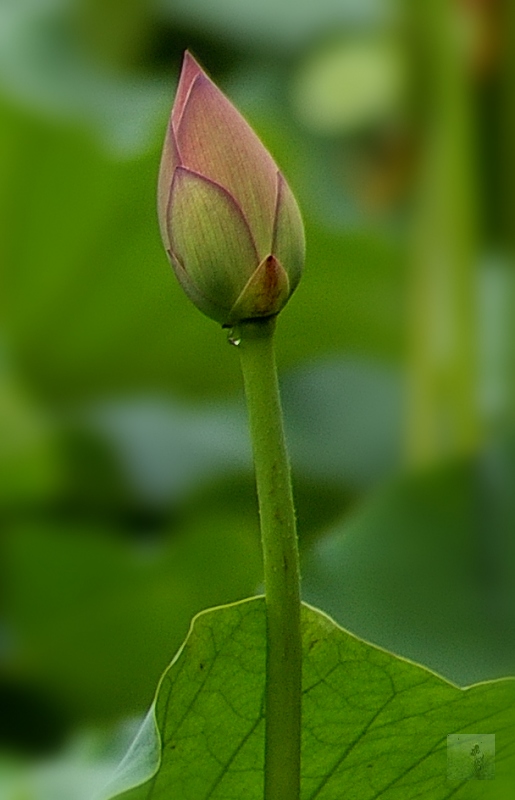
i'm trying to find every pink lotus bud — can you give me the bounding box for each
[158,52,305,326]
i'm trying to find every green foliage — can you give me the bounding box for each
[0,83,406,405]
[104,598,515,799]
[0,359,61,506]
[3,518,261,721]
[302,453,515,686]
[282,357,402,488]
[158,0,384,51]
[1,1,514,795]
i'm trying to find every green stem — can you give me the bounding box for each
[235,316,301,800]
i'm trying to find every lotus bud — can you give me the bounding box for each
[158,52,305,326]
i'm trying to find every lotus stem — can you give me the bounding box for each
[236,316,302,800]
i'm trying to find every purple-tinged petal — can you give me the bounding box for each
[271,172,305,294]
[229,254,290,323]
[159,52,204,247]
[157,124,181,249]
[157,52,305,325]
[175,71,278,258]
[167,167,259,324]
[171,51,202,131]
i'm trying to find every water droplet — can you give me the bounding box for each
[227,328,241,347]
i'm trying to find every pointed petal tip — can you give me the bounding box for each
[182,50,201,70]
[181,50,202,78]
[172,52,205,130]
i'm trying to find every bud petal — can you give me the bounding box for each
[171,51,201,130]
[229,254,290,324]
[272,173,305,296]
[167,167,258,323]
[157,125,180,249]
[158,52,305,326]
[175,68,278,258]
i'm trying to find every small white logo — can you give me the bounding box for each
[447,734,495,780]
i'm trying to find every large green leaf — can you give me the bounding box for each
[103,598,515,799]
[302,453,515,686]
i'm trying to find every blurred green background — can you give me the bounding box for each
[1,0,514,795]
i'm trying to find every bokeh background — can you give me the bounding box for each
[1,0,514,795]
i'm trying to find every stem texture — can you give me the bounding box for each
[237,317,301,800]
